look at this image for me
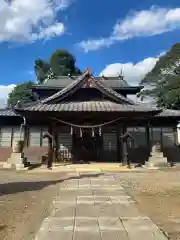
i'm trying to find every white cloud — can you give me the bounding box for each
[100,54,162,104]
[78,6,180,52]
[100,55,160,85]
[0,0,72,43]
[0,84,16,108]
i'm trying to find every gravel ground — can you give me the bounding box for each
[1,168,180,240]
[0,170,67,240]
[115,169,180,240]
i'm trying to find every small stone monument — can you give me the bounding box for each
[5,140,25,170]
[145,142,169,168]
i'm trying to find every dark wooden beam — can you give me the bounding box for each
[145,124,151,155]
[24,125,28,148]
[47,125,53,169]
[121,122,127,166]
[116,123,121,162]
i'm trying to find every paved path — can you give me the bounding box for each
[35,173,168,240]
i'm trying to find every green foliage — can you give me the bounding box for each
[8,81,35,107]
[50,49,81,76]
[156,75,180,109]
[8,49,82,107]
[34,59,50,84]
[34,49,81,83]
[141,43,180,86]
[138,43,180,109]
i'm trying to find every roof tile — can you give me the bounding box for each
[0,109,19,116]
[41,71,134,105]
[42,76,131,88]
[158,109,180,117]
[21,101,159,113]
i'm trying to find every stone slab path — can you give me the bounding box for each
[35,173,168,240]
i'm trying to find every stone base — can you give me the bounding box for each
[2,163,15,169]
[1,163,26,170]
[8,153,23,164]
[145,154,169,168]
[150,152,164,158]
[143,165,159,170]
[15,163,26,170]
[7,152,25,169]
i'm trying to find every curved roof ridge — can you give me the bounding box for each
[94,78,135,105]
[41,70,89,104]
[39,70,135,105]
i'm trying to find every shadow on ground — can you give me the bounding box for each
[0,173,103,196]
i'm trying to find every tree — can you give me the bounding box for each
[7,49,82,107]
[8,81,35,107]
[34,50,81,83]
[138,43,180,109]
[34,59,50,84]
[50,49,81,76]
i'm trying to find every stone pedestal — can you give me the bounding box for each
[8,153,23,164]
[145,143,169,168]
[7,153,25,170]
[5,140,25,170]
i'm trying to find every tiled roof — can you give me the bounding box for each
[42,72,134,105]
[157,109,180,117]
[41,71,89,104]
[0,108,19,116]
[94,78,135,105]
[18,101,159,113]
[1,105,180,120]
[41,76,132,89]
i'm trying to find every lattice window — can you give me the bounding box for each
[162,127,174,147]
[29,127,41,147]
[13,127,24,142]
[0,127,12,147]
[103,131,117,151]
[58,132,72,159]
[151,127,161,145]
[127,127,146,148]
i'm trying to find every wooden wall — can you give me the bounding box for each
[0,126,49,163]
[0,124,179,163]
[0,126,49,147]
[127,126,178,163]
[103,125,118,162]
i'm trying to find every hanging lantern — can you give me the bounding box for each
[92,128,95,137]
[70,126,73,135]
[99,127,102,136]
[80,128,83,138]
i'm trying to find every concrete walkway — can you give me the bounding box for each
[35,173,168,240]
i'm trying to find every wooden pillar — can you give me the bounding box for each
[116,123,121,162]
[160,128,163,152]
[146,122,151,156]
[173,126,177,146]
[53,123,58,163]
[47,125,53,169]
[121,122,127,165]
[23,125,28,148]
[11,127,14,147]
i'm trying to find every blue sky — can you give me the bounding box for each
[0,0,180,106]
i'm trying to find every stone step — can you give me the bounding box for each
[145,161,169,167]
[148,156,168,162]
[0,163,26,170]
[7,152,24,165]
[150,152,164,158]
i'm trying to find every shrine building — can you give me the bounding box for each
[0,68,180,165]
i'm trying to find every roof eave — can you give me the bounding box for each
[30,85,144,91]
[13,108,161,115]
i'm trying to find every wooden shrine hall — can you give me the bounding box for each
[0,68,180,167]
